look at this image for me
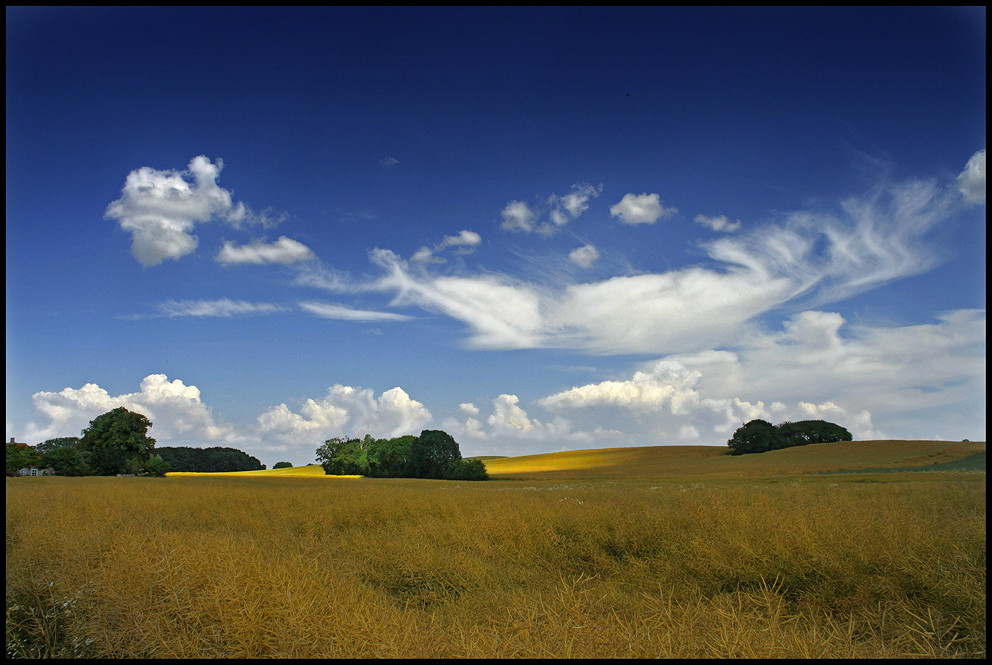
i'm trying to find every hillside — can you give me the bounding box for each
[481,439,986,481]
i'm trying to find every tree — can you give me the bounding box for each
[156,446,265,472]
[316,430,487,480]
[6,442,41,476]
[444,457,489,481]
[727,419,779,455]
[273,461,293,469]
[143,454,171,477]
[316,437,365,475]
[34,437,91,476]
[365,435,415,478]
[409,430,462,479]
[78,407,157,475]
[728,418,853,455]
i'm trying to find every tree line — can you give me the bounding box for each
[6,407,263,477]
[727,419,852,455]
[315,430,489,480]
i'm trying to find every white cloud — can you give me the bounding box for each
[610,192,676,225]
[298,301,413,322]
[372,249,545,350]
[256,385,432,449]
[156,299,289,318]
[25,374,240,445]
[500,200,537,233]
[694,213,742,232]
[438,229,482,251]
[957,148,985,204]
[568,244,600,268]
[216,236,315,265]
[369,169,955,356]
[548,268,795,354]
[501,184,601,235]
[412,229,482,263]
[704,177,951,306]
[442,393,623,453]
[380,156,400,168]
[548,183,603,227]
[105,156,245,266]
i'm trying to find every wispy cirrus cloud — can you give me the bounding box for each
[957,148,985,204]
[154,298,289,318]
[298,300,413,322]
[411,229,482,263]
[359,159,971,357]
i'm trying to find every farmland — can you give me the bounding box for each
[6,440,985,658]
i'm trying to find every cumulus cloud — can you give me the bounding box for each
[442,393,623,453]
[568,244,600,268]
[500,183,601,235]
[25,374,240,445]
[216,236,315,265]
[610,192,676,225]
[298,301,412,322]
[105,156,257,266]
[256,385,432,450]
[694,213,742,232]
[535,354,884,444]
[957,148,985,204]
[548,183,603,227]
[500,200,537,233]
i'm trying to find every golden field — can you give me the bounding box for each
[6,440,985,658]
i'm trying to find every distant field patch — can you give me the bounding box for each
[167,465,360,478]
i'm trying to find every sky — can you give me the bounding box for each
[5,7,986,467]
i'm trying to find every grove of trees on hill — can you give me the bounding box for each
[155,446,265,472]
[6,408,263,477]
[727,419,853,455]
[315,430,488,480]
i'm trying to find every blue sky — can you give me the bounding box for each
[6,7,985,466]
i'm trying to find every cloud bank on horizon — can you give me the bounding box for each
[14,149,985,463]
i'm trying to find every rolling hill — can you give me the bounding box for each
[480,439,986,481]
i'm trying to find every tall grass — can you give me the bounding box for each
[6,464,985,657]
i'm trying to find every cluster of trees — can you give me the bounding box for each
[6,407,263,477]
[5,407,169,476]
[727,419,853,455]
[315,430,488,480]
[156,446,264,473]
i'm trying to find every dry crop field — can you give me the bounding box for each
[6,440,986,658]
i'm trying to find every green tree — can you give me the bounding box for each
[273,461,293,469]
[6,442,41,476]
[410,429,461,479]
[156,446,264,472]
[316,437,365,475]
[78,407,157,475]
[365,435,416,477]
[728,418,853,455]
[727,419,778,455]
[444,457,489,481]
[143,454,171,477]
